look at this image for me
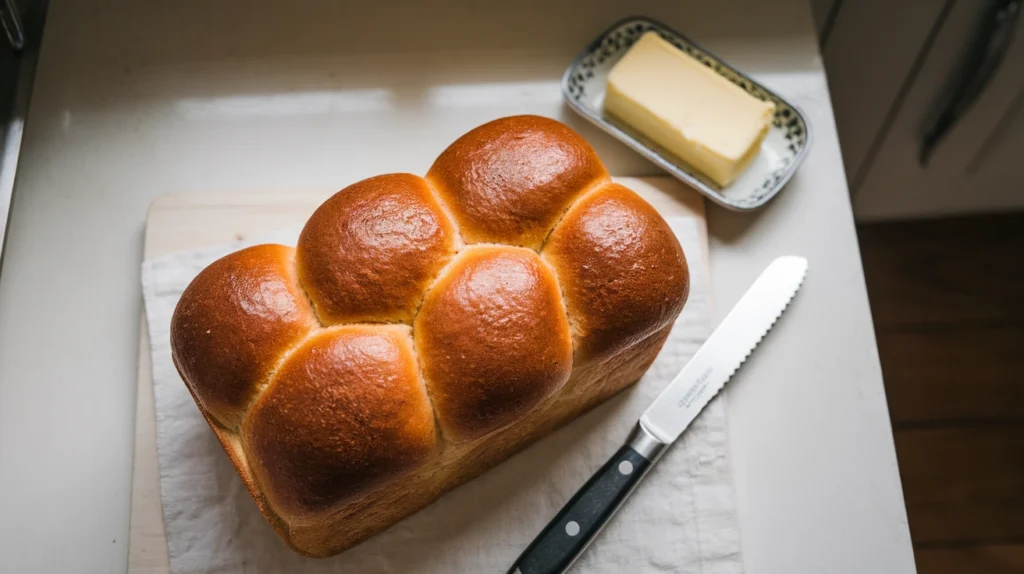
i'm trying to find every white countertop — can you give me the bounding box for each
[0,1,915,572]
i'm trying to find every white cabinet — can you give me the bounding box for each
[824,0,1024,221]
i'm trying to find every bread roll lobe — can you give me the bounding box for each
[242,325,437,522]
[414,246,573,441]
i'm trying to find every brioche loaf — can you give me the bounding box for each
[170,115,690,557]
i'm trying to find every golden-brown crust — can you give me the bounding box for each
[170,244,317,429]
[168,115,692,558]
[178,380,294,550]
[241,325,437,524]
[542,183,690,360]
[284,322,676,557]
[414,246,573,441]
[426,115,608,249]
[296,174,458,324]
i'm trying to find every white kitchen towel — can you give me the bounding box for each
[141,217,743,574]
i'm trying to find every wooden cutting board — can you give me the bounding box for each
[127,177,706,573]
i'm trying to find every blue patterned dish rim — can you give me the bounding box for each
[562,15,812,211]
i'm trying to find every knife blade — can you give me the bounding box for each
[507,255,808,574]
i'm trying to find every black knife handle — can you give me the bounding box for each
[508,425,667,574]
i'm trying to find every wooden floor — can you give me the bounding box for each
[858,213,1024,574]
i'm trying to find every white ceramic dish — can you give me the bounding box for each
[563,16,812,210]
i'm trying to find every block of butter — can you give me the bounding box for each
[605,32,775,187]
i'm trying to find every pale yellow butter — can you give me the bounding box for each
[605,32,775,187]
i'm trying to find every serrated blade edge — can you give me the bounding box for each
[640,256,808,444]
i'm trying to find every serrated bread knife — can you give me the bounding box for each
[508,256,808,574]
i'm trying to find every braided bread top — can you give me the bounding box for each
[170,115,689,526]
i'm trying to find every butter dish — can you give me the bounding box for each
[563,16,811,210]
